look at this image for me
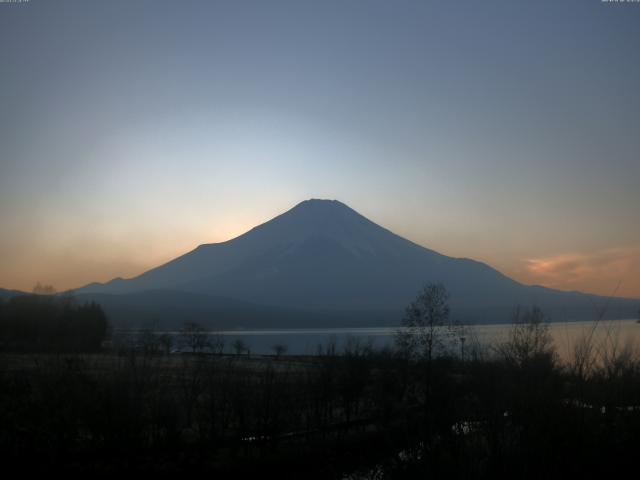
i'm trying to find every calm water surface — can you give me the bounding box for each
[146,319,640,359]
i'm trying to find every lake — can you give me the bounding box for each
[122,319,640,360]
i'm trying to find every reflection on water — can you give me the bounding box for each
[118,319,640,360]
[468,319,640,362]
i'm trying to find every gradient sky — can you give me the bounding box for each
[1,0,639,298]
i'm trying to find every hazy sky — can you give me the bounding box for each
[1,0,639,298]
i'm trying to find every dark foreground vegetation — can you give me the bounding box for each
[1,290,639,478]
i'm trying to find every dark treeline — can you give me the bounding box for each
[0,294,109,352]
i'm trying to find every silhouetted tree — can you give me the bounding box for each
[232,339,247,356]
[272,343,288,358]
[32,282,56,295]
[394,283,457,444]
[139,328,161,355]
[395,283,453,363]
[0,295,109,352]
[181,322,209,354]
[210,332,225,355]
[495,306,556,368]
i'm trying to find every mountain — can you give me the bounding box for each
[75,199,638,327]
[0,288,28,299]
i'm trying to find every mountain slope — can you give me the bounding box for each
[0,288,28,299]
[76,199,638,325]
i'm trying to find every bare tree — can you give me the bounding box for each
[139,328,161,355]
[395,283,455,363]
[181,322,209,354]
[495,306,556,368]
[232,339,247,356]
[394,283,457,441]
[272,343,288,359]
[210,332,225,355]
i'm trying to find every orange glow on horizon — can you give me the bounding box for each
[509,246,640,299]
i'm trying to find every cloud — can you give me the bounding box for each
[515,246,640,298]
